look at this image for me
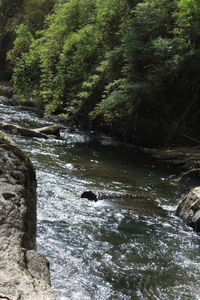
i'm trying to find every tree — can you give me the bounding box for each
[3,0,200,146]
[0,0,24,79]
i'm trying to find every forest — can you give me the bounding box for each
[1,2,200,299]
[0,0,199,146]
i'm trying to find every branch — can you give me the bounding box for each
[174,168,200,183]
[182,134,200,145]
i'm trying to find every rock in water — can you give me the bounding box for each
[176,187,200,232]
[0,133,55,300]
[81,191,98,202]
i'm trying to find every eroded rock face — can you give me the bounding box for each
[0,133,55,300]
[176,187,200,232]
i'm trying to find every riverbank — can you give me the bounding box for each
[141,146,200,181]
[0,82,199,182]
[1,98,200,299]
[0,132,55,300]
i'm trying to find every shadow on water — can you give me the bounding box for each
[1,103,200,300]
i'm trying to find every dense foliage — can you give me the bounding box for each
[0,0,24,79]
[1,0,200,146]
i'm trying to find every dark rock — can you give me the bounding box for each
[81,191,98,202]
[176,187,200,232]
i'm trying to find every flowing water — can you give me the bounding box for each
[0,103,200,300]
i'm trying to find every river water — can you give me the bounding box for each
[0,103,200,300]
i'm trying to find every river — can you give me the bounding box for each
[0,102,200,300]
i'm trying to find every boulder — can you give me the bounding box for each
[0,132,55,300]
[176,187,200,232]
[81,191,98,202]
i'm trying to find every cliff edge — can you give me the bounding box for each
[0,132,55,300]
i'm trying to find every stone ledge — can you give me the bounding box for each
[0,132,55,300]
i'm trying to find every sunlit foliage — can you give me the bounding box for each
[1,0,200,145]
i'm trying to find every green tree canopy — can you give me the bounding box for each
[1,0,200,146]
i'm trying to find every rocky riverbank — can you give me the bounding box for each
[142,146,200,181]
[176,187,200,233]
[0,132,55,300]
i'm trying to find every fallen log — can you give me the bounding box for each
[174,168,200,183]
[142,146,200,169]
[34,124,61,137]
[141,146,200,181]
[0,121,48,139]
[0,121,61,139]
